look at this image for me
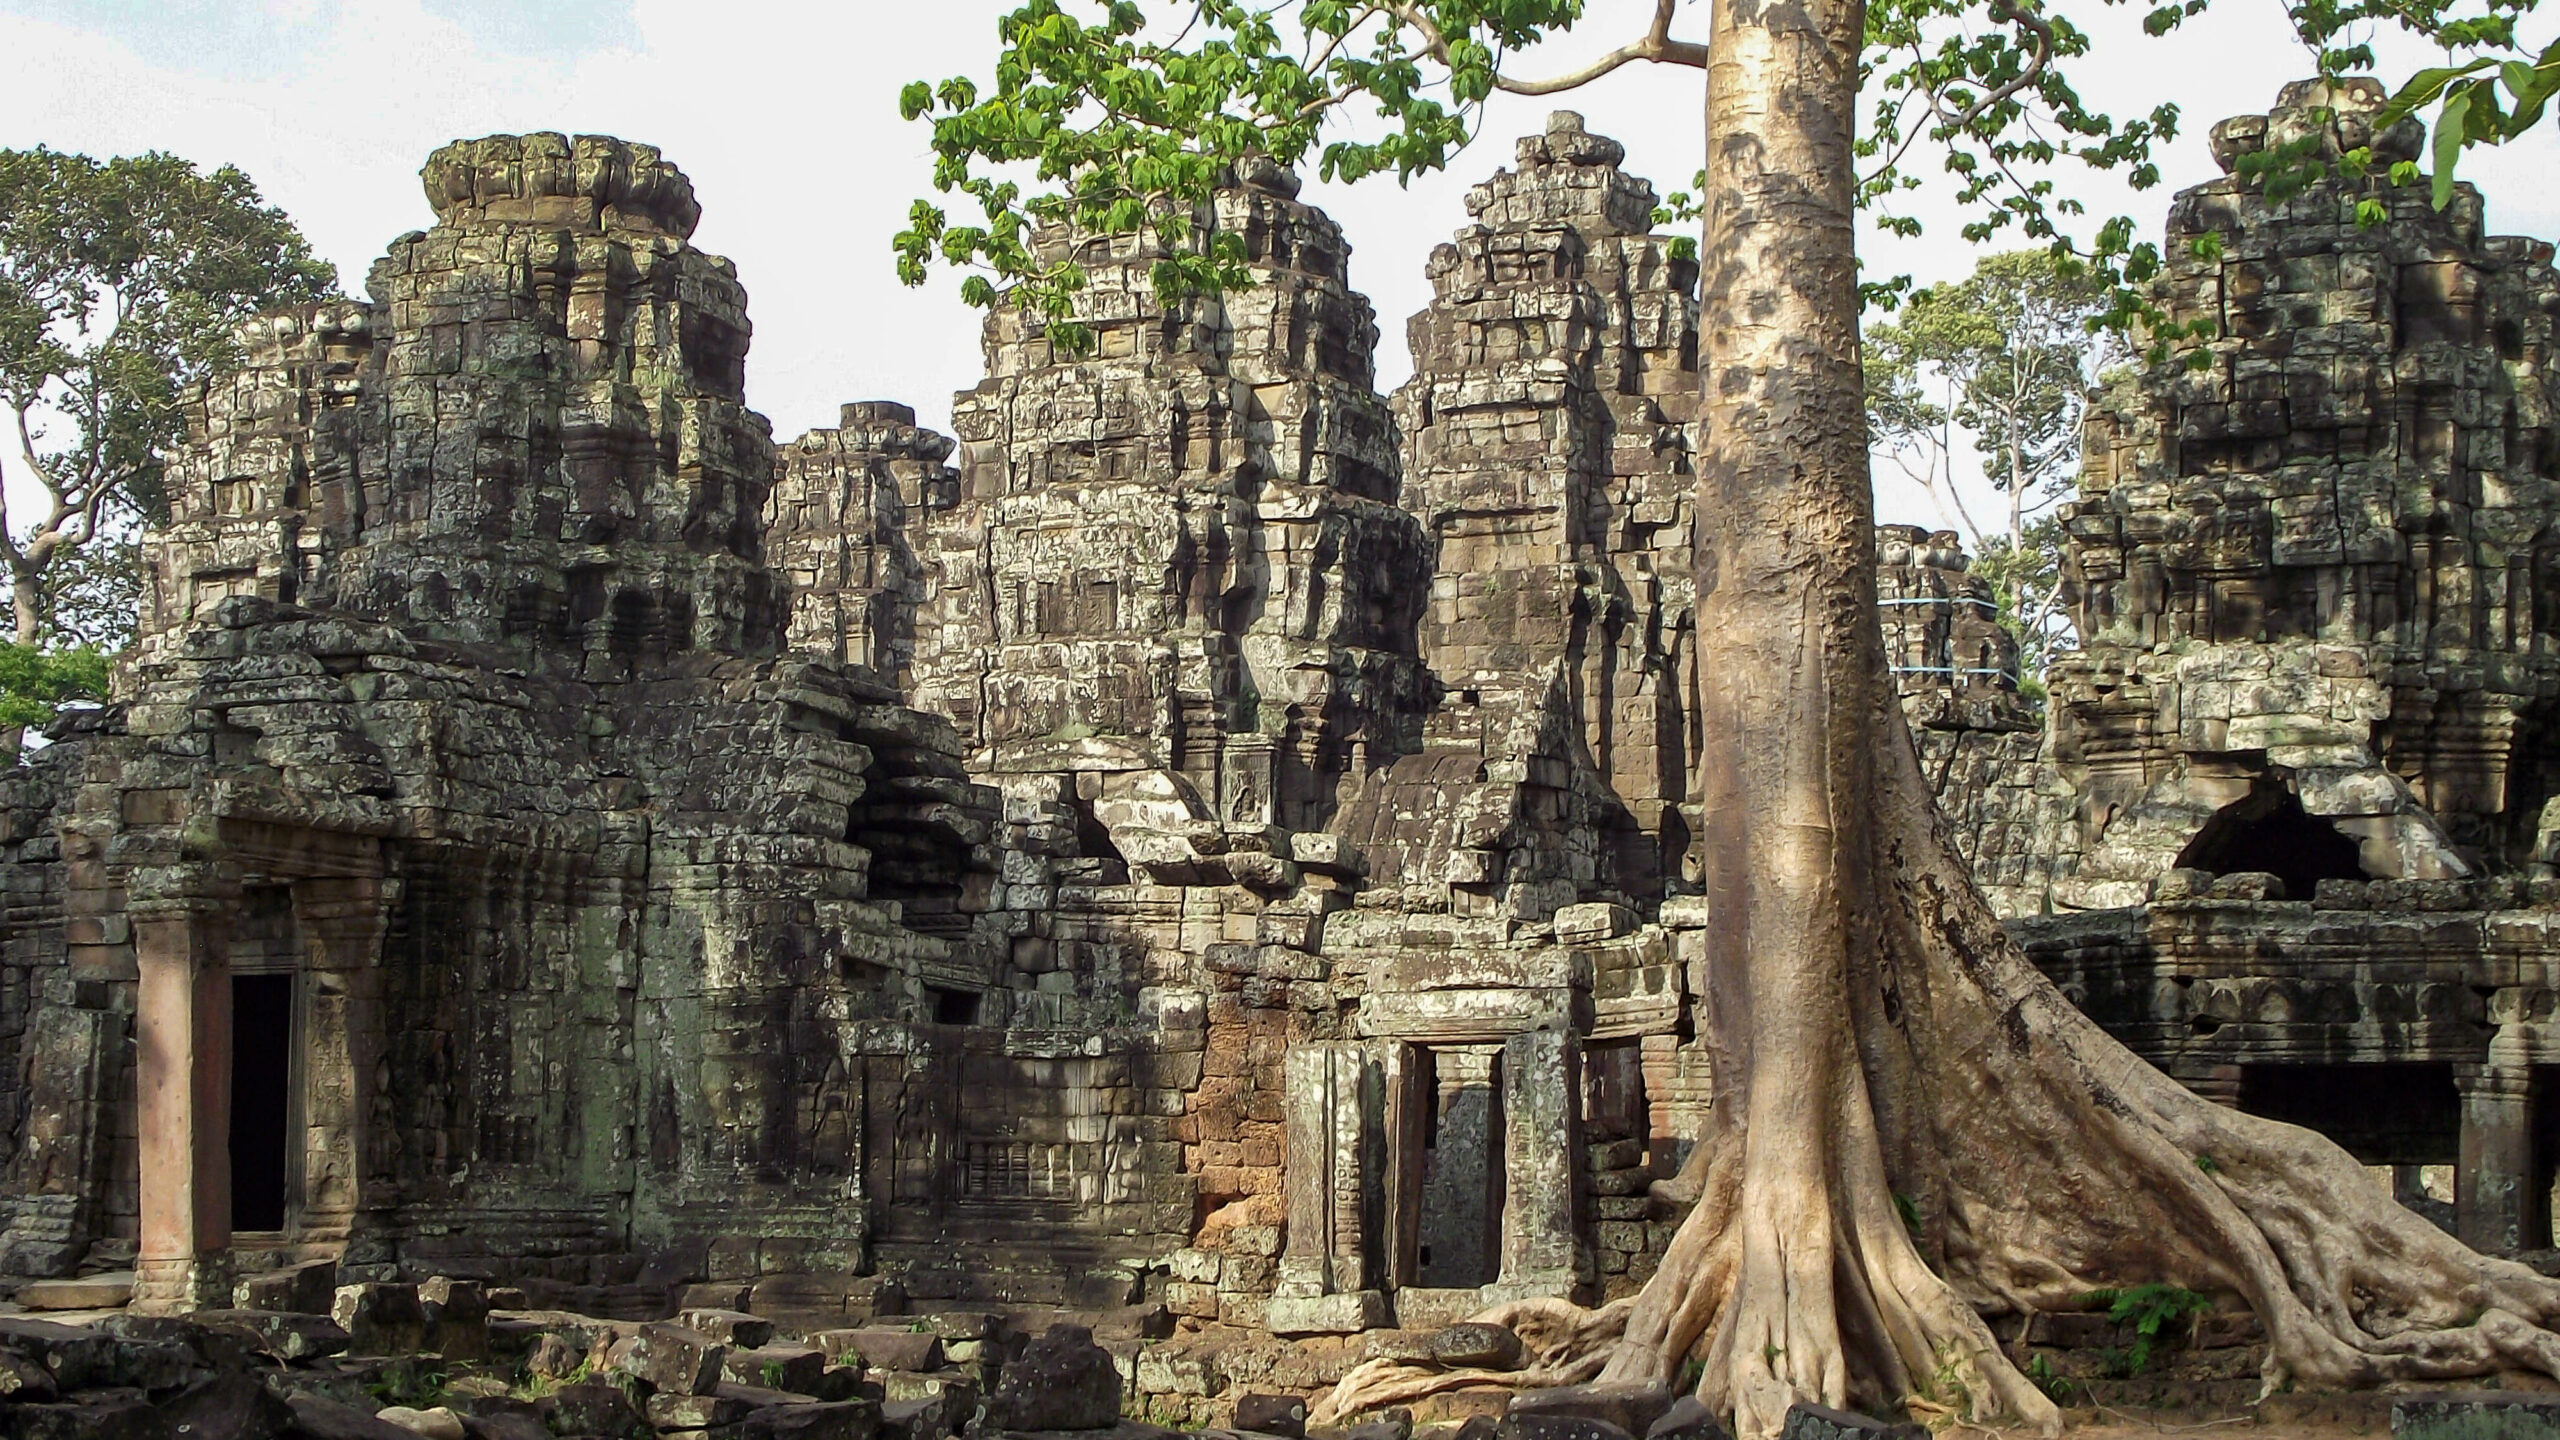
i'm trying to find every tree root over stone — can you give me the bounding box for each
[1314,716,2560,1437]
[1316,893,2560,1435]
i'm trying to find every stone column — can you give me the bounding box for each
[1269,1042,1388,1333]
[132,890,235,1313]
[293,875,389,1243]
[2457,1061,2542,1253]
[1492,1027,1585,1301]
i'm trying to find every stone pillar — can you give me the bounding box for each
[1492,1027,1584,1301]
[2457,1062,2542,1253]
[293,875,389,1243]
[1270,1042,1388,1333]
[132,892,235,1313]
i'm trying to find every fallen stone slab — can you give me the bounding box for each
[729,1400,882,1440]
[603,1323,727,1397]
[331,1286,427,1357]
[1230,1393,1307,1438]
[372,1407,467,1440]
[876,1398,946,1440]
[444,1394,546,1440]
[916,1313,998,1342]
[1500,1418,1633,1440]
[1776,1405,1924,1440]
[810,1328,941,1373]
[0,1315,120,1389]
[645,1393,756,1430]
[1644,1398,1730,1440]
[984,1324,1118,1432]
[235,1260,337,1316]
[678,1309,776,1350]
[417,1279,488,1363]
[158,1372,294,1440]
[4,1395,170,1440]
[0,1317,208,1396]
[2392,1392,2560,1439]
[1343,1413,1411,1440]
[727,1343,828,1395]
[95,1314,249,1373]
[453,1411,548,1440]
[284,1395,428,1440]
[17,1273,135,1311]
[534,1381,649,1440]
[190,1310,352,1363]
[874,1371,975,1426]
[0,1348,58,1400]
[1426,1325,1525,1371]
[1508,1383,1672,1438]
[989,1424,1183,1440]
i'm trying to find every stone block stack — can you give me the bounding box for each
[21,76,2560,1364]
[2046,77,2560,906]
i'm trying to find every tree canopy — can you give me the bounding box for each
[893,0,2186,339]
[0,146,336,668]
[1867,248,2114,682]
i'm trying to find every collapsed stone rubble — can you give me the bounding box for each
[3,77,2560,1432]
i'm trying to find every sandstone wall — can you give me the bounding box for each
[29,81,2556,1333]
[2044,78,2560,910]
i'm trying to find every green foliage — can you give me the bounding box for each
[2079,1283,2214,1374]
[0,642,108,734]
[901,0,2202,356]
[2022,1351,2076,1403]
[1866,248,2108,683]
[0,146,334,649]
[1913,1343,1979,1423]
[2194,0,2560,218]
[364,1363,450,1410]
[513,1357,592,1400]
[2195,1153,2221,1174]
[1894,1190,1925,1245]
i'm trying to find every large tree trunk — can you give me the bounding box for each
[1315,0,2560,1430]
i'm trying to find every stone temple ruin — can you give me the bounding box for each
[5,74,2560,1419]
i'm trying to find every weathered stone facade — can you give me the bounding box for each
[13,79,2560,1388]
[0,118,1733,1336]
[2042,77,2560,908]
[2004,78,2560,1257]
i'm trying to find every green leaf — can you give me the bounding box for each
[2433,86,2473,210]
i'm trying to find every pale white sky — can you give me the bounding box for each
[2,0,2554,536]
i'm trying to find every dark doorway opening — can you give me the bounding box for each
[927,987,981,1026]
[230,973,293,1232]
[1416,1047,1504,1288]
[2239,1062,2458,1163]
[2176,778,2368,900]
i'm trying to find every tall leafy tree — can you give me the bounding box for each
[1867,248,2111,680]
[0,147,336,668]
[901,3,2560,1433]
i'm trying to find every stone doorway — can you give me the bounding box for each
[1415,1045,1503,1288]
[229,973,294,1233]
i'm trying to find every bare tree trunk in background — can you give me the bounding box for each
[1320,0,2560,1430]
[13,565,40,647]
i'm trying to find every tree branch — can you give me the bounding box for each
[1937,0,2057,134]
[1388,0,1706,98]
